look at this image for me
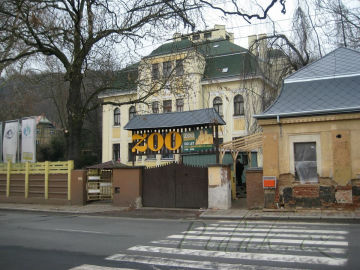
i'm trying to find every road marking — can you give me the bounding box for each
[106,253,307,270]
[151,239,348,254]
[182,230,346,239]
[198,226,348,235]
[53,228,108,235]
[128,245,347,266]
[217,220,350,226]
[168,234,349,246]
[69,265,135,270]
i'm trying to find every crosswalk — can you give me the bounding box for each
[70,220,349,270]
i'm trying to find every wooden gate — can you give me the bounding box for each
[142,163,208,208]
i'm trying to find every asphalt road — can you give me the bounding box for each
[0,210,359,270]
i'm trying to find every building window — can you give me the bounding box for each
[234,94,244,116]
[213,97,223,116]
[129,106,136,120]
[163,61,172,78]
[204,32,212,39]
[163,100,172,113]
[176,98,184,112]
[113,143,120,161]
[114,108,121,126]
[294,142,318,183]
[175,60,184,76]
[193,34,200,40]
[152,63,159,79]
[152,101,159,114]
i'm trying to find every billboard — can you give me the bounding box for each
[21,117,37,162]
[3,121,19,163]
[182,128,214,153]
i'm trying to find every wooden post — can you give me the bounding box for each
[132,131,135,166]
[68,160,74,200]
[25,162,29,199]
[215,124,219,164]
[6,162,11,197]
[45,161,49,199]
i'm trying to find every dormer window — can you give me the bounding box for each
[193,34,200,40]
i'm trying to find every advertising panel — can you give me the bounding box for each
[21,117,37,162]
[3,121,19,163]
[182,128,214,153]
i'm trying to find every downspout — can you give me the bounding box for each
[277,115,282,137]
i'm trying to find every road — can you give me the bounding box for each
[0,210,359,270]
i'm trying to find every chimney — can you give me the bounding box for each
[258,33,267,59]
[248,35,258,56]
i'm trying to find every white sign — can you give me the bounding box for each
[21,118,37,162]
[3,121,19,163]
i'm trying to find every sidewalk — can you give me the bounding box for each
[1,202,360,222]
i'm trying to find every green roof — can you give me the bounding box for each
[148,38,248,58]
[98,63,139,98]
[147,39,193,57]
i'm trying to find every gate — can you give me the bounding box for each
[142,163,208,208]
[87,170,113,201]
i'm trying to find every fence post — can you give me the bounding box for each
[68,160,74,201]
[45,161,49,199]
[25,162,29,199]
[6,162,11,197]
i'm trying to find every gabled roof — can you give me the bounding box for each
[124,108,225,130]
[255,47,360,119]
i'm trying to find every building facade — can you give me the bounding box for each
[255,47,360,209]
[100,25,279,168]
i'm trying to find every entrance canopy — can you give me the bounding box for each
[124,108,226,162]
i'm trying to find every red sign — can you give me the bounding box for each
[263,176,277,189]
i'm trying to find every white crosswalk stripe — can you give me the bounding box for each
[70,220,349,269]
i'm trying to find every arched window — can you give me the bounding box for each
[129,106,136,120]
[213,97,223,116]
[114,108,121,126]
[234,94,244,116]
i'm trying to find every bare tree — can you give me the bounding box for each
[314,0,360,49]
[0,0,286,166]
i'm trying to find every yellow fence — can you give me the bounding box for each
[0,161,74,200]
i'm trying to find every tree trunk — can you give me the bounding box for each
[66,70,84,168]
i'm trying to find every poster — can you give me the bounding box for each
[3,121,19,163]
[182,128,214,153]
[21,118,37,162]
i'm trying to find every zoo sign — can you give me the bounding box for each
[132,131,182,152]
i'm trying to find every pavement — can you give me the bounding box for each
[1,202,360,222]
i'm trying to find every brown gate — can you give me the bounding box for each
[142,163,208,208]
